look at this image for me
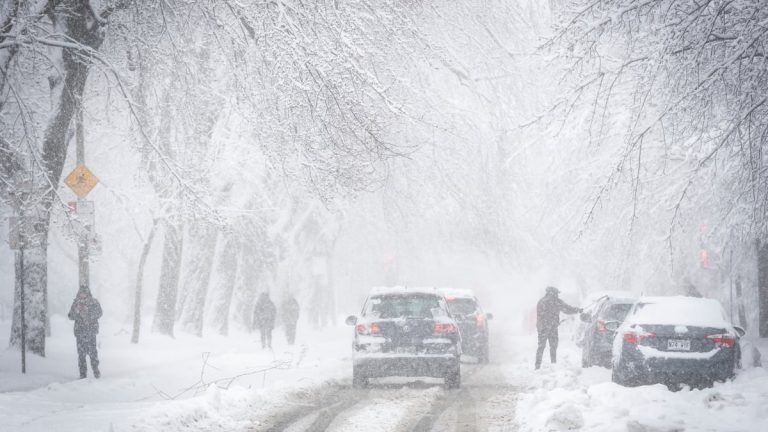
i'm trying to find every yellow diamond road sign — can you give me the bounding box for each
[64,164,99,198]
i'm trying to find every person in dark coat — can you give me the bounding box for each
[281,294,300,345]
[68,288,103,378]
[253,292,277,349]
[535,286,581,369]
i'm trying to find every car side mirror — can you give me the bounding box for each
[604,321,620,331]
[345,315,358,326]
[579,312,591,323]
[486,313,493,320]
[734,326,746,337]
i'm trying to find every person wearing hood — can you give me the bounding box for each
[68,288,103,378]
[253,292,277,349]
[535,286,581,369]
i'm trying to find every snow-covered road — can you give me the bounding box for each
[254,358,520,432]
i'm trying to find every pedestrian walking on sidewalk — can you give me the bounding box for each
[253,292,277,349]
[282,294,300,345]
[68,288,103,378]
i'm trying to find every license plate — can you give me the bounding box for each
[667,339,690,351]
[394,346,417,354]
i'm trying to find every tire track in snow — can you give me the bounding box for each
[282,394,365,432]
[326,384,443,432]
[256,342,519,432]
[408,355,520,431]
[409,364,482,432]
[255,383,365,432]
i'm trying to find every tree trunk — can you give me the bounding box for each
[10,242,47,355]
[9,1,105,355]
[176,222,218,337]
[131,220,158,343]
[757,239,768,337]
[232,243,262,331]
[206,233,240,335]
[735,276,747,330]
[152,220,184,336]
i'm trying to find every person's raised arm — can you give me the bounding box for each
[558,298,581,315]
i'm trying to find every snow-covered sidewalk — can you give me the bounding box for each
[0,316,352,432]
[512,331,768,432]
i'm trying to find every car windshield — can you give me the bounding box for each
[600,303,632,321]
[446,298,477,315]
[364,294,447,319]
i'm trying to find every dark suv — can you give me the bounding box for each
[440,288,493,363]
[579,296,635,367]
[346,287,462,389]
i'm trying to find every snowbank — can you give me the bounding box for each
[515,334,768,432]
[0,316,352,432]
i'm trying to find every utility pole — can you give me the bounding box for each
[76,108,89,293]
[64,106,99,301]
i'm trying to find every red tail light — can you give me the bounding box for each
[476,314,486,329]
[623,329,655,344]
[356,323,381,335]
[596,320,606,333]
[433,323,458,333]
[706,333,735,348]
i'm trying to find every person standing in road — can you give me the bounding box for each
[282,294,300,345]
[253,292,277,349]
[68,288,103,379]
[535,286,581,369]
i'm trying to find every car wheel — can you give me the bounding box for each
[352,366,368,389]
[445,362,461,389]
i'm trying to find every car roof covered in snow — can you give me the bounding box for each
[626,296,732,328]
[368,286,440,297]
[437,288,476,299]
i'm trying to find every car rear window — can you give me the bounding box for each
[364,295,448,319]
[600,303,632,321]
[628,297,730,327]
[446,298,477,315]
